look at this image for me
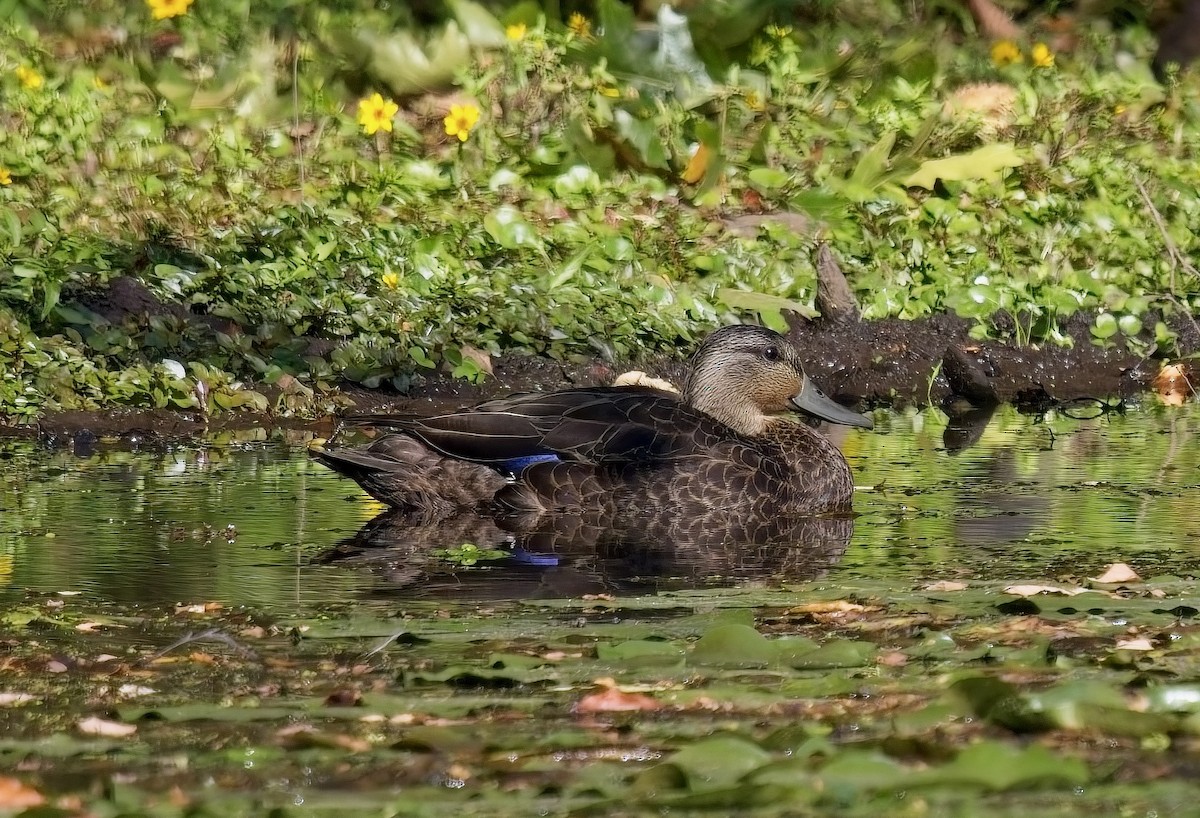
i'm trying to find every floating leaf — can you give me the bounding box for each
[77,717,137,738]
[689,624,777,668]
[788,640,877,669]
[596,639,686,666]
[0,776,44,809]
[661,735,772,789]
[575,687,661,713]
[918,741,1088,790]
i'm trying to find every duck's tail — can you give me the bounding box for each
[310,435,508,518]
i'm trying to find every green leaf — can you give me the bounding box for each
[947,676,1055,731]
[904,144,1025,189]
[787,640,877,669]
[613,110,669,170]
[0,206,20,249]
[483,206,540,249]
[40,279,61,320]
[717,288,816,330]
[597,639,686,666]
[1118,313,1143,336]
[849,131,897,190]
[816,751,910,796]
[918,741,1089,790]
[689,624,777,668]
[1092,312,1119,339]
[364,26,471,97]
[747,167,791,192]
[662,735,773,789]
[409,347,436,368]
[446,0,505,47]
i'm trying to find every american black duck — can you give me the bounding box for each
[312,325,873,523]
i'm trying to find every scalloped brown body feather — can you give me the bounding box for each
[312,326,872,526]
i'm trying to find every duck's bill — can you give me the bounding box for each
[790,381,874,429]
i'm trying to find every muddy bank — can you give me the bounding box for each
[12,308,1195,444]
[375,307,1196,412]
[6,270,1198,442]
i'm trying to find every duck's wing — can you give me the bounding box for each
[346,386,731,466]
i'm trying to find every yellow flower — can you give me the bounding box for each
[1031,42,1055,68]
[0,168,11,186]
[765,24,793,38]
[15,66,43,90]
[744,90,765,111]
[381,271,400,289]
[357,92,400,136]
[146,0,194,20]
[443,102,481,142]
[506,23,527,41]
[990,40,1022,67]
[568,12,592,38]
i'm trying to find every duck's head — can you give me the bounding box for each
[684,325,874,435]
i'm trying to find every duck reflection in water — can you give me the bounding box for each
[316,508,855,599]
[311,325,872,595]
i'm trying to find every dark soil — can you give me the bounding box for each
[8,274,1199,442]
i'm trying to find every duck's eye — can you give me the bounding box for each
[762,346,780,362]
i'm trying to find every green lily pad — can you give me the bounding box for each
[688,624,777,668]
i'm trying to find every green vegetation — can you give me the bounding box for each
[1,0,1197,420]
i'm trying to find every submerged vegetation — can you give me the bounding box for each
[0,0,1197,421]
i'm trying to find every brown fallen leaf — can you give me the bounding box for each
[923,580,969,592]
[944,83,1017,135]
[790,600,871,614]
[967,0,1022,39]
[458,344,493,376]
[574,687,661,713]
[1154,362,1194,406]
[116,684,156,698]
[276,724,371,753]
[77,716,137,738]
[174,602,223,615]
[0,693,39,707]
[1003,584,1088,597]
[0,776,45,808]
[1093,563,1141,584]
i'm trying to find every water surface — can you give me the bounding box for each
[3,402,1198,608]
